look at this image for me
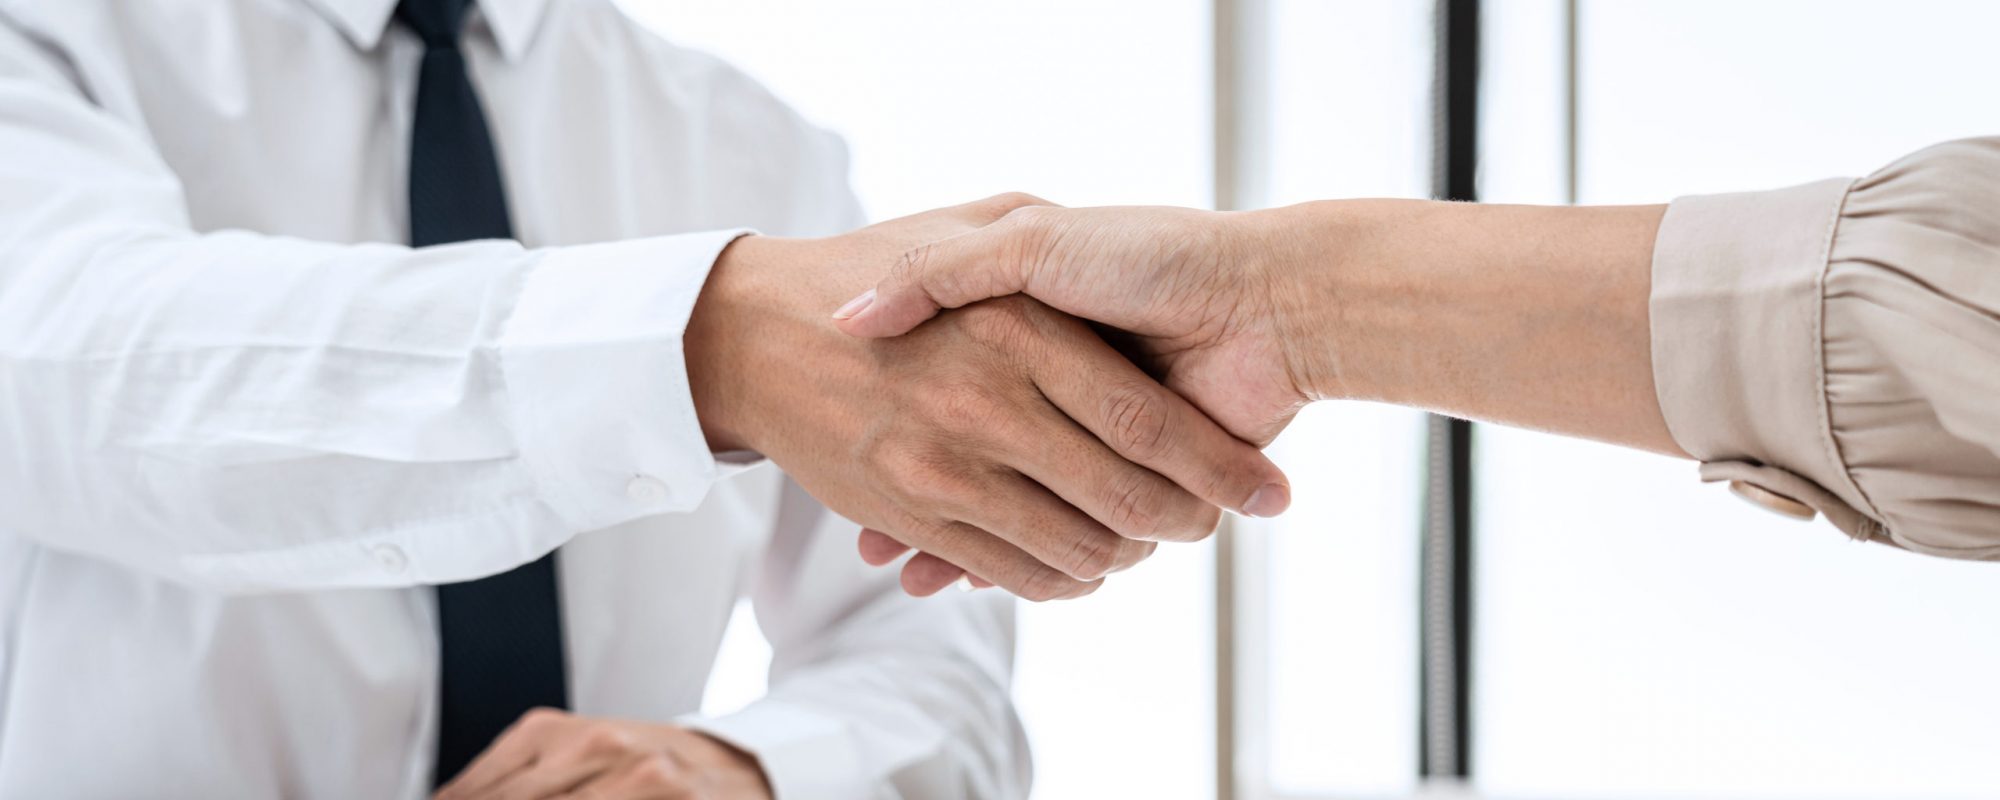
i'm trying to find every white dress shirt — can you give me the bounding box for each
[0,0,1028,797]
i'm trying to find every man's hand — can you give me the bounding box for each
[686,195,1290,600]
[433,709,769,800]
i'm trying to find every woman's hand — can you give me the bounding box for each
[834,198,1681,464]
[832,205,1315,447]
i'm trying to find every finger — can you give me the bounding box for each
[484,761,602,800]
[554,754,691,800]
[1000,390,1226,544]
[857,528,913,566]
[859,529,974,596]
[860,404,1115,599]
[856,192,1058,252]
[895,551,996,595]
[1033,327,1292,522]
[436,707,569,798]
[959,191,1057,223]
[483,726,641,800]
[833,213,1043,338]
[900,551,966,596]
[887,513,1101,603]
[871,520,1070,595]
[944,468,1155,582]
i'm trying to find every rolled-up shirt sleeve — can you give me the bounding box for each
[1650,136,2000,559]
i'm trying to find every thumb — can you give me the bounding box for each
[832,224,1033,338]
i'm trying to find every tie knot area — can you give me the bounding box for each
[396,0,474,48]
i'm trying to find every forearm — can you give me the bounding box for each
[0,229,743,589]
[1,51,751,588]
[1252,199,1686,456]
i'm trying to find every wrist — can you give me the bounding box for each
[686,234,781,453]
[686,234,877,457]
[1235,199,1401,403]
[678,729,774,799]
[1251,198,1673,450]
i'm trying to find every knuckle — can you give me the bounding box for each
[1094,538,1151,577]
[899,517,957,551]
[1000,203,1058,230]
[985,191,1048,216]
[1172,504,1223,543]
[955,296,1040,344]
[894,457,968,507]
[920,379,1005,435]
[629,755,681,787]
[895,241,936,284]
[1197,458,1247,509]
[517,706,567,732]
[997,206,1062,265]
[1057,532,1120,581]
[1147,487,1223,543]
[1154,506,1220,544]
[1016,567,1075,602]
[1099,383,1173,460]
[853,432,895,471]
[580,726,634,756]
[1102,471,1167,540]
[862,439,961,503]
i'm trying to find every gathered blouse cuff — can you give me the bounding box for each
[1649,137,2000,560]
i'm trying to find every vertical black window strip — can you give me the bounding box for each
[1421,0,1479,782]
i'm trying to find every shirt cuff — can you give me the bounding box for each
[1649,178,1883,540]
[678,701,873,800]
[498,229,753,539]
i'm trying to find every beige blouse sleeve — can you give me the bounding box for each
[1649,137,2000,560]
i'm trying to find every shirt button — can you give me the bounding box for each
[371,543,409,575]
[626,475,669,505]
[1728,480,1816,521]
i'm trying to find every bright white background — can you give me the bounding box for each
[620,1,2000,798]
[1476,1,2000,798]
[1246,1,1432,796]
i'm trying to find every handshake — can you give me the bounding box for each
[686,193,1314,600]
[689,191,1678,599]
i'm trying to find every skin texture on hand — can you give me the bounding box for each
[835,197,1685,460]
[1263,199,1683,455]
[835,205,1311,447]
[684,196,1291,600]
[432,709,770,800]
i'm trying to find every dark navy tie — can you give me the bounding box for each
[398,0,569,787]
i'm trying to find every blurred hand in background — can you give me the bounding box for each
[433,708,769,800]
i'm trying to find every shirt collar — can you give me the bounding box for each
[303,0,550,62]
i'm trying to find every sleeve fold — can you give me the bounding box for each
[1650,137,2000,558]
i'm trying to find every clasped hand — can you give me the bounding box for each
[686,194,1290,600]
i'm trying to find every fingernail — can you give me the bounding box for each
[1242,483,1291,517]
[954,575,977,593]
[832,288,876,320]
